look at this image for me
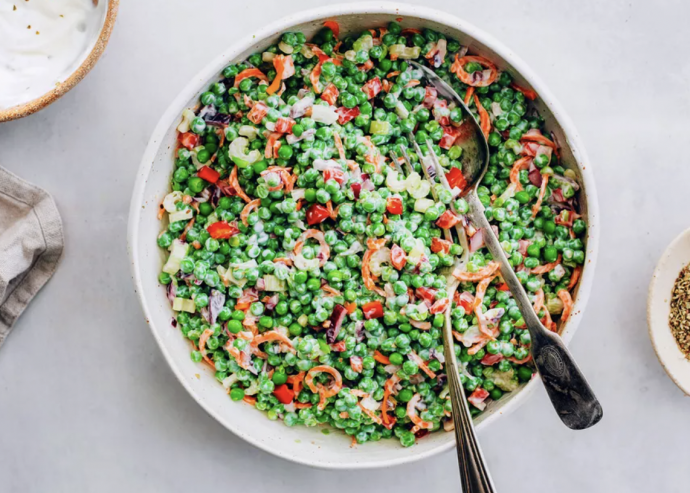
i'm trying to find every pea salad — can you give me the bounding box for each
[157,20,586,448]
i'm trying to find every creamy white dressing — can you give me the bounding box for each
[0,0,106,109]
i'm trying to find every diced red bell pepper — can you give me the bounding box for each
[429,297,450,314]
[456,292,475,313]
[445,167,467,191]
[321,83,339,105]
[336,106,360,125]
[306,204,331,225]
[330,340,347,352]
[362,301,384,320]
[350,182,362,199]
[386,196,403,215]
[436,210,461,229]
[480,353,504,366]
[430,237,452,254]
[390,244,407,270]
[361,77,382,99]
[178,132,199,150]
[247,102,268,124]
[496,283,510,292]
[206,221,240,239]
[467,388,490,410]
[275,117,296,134]
[197,166,220,184]
[273,384,295,404]
[324,168,346,185]
[439,126,461,150]
[416,287,437,305]
[423,86,438,108]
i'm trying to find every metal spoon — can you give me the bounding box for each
[391,146,496,492]
[410,61,603,431]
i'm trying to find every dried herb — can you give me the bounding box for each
[669,265,690,357]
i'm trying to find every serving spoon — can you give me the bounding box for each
[410,60,603,429]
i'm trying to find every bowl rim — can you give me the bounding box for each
[0,0,120,123]
[647,227,690,395]
[127,2,600,469]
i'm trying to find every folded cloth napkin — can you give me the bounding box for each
[0,166,64,349]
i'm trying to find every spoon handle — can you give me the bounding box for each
[466,192,603,430]
[443,298,497,493]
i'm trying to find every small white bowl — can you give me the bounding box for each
[128,2,600,469]
[648,228,690,394]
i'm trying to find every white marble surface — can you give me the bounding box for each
[1,0,689,491]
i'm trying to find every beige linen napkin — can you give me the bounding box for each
[0,166,64,348]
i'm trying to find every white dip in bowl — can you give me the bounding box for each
[0,0,107,110]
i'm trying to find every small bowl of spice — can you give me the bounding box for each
[648,228,690,394]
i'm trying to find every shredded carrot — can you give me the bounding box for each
[473,93,491,137]
[325,200,337,220]
[558,289,574,322]
[568,266,582,290]
[192,240,202,250]
[509,156,532,192]
[267,55,287,95]
[508,355,532,364]
[295,198,303,211]
[473,274,498,311]
[294,402,312,409]
[386,71,400,79]
[381,374,400,428]
[463,86,475,106]
[401,28,422,35]
[322,284,342,297]
[382,79,392,93]
[521,133,559,157]
[265,132,282,159]
[350,436,357,448]
[468,338,491,355]
[345,302,357,314]
[179,218,195,242]
[198,329,216,369]
[251,331,294,356]
[405,79,420,88]
[358,404,383,425]
[362,237,388,297]
[533,288,545,315]
[229,165,252,203]
[373,350,391,365]
[323,20,340,38]
[409,351,436,378]
[531,174,550,218]
[453,261,500,282]
[157,204,165,220]
[450,55,498,87]
[294,229,331,267]
[360,59,374,72]
[310,59,325,93]
[407,393,433,433]
[240,198,261,226]
[510,82,537,101]
[233,68,268,88]
[243,395,257,406]
[333,131,346,160]
[287,371,305,395]
[530,255,562,274]
[305,365,343,410]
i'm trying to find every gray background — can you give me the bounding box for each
[1,0,688,491]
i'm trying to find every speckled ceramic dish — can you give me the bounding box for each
[128,2,600,469]
[0,0,119,123]
[648,228,690,395]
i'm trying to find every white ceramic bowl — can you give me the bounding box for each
[128,2,599,469]
[648,228,690,394]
